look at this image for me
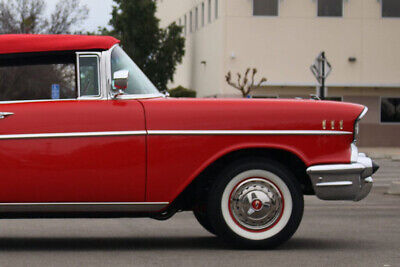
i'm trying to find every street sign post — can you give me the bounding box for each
[310,51,332,99]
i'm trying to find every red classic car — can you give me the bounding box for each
[0,34,378,248]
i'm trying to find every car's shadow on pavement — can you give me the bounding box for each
[0,236,371,251]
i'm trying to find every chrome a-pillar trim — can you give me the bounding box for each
[307,153,377,201]
[0,202,169,213]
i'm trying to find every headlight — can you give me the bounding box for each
[354,107,368,143]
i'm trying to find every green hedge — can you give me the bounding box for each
[168,86,196,98]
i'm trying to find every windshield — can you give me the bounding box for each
[111,46,159,95]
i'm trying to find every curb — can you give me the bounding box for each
[391,155,400,161]
[387,182,400,195]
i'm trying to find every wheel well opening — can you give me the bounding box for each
[175,148,313,211]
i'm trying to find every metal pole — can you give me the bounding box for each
[320,51,325,100]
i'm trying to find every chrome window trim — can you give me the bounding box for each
[115,93,164,100]
[147,130,353,135]
[0,99,81,105]
[76,52,104,100]
[0,131,146,140]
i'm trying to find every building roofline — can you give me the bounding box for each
[261,82,400,88]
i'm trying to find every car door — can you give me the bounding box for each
[0,52,146,203]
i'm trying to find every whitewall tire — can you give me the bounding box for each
[207,158,304,248]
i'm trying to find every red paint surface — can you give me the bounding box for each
[0,100,146,202]
[0,97,364,204]
[141,98,364,202]
[0,34,119,55]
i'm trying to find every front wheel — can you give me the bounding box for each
[207,158,304,249]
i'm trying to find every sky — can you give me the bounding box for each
[45,0,114,32]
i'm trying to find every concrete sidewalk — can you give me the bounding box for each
[359,147,400,160]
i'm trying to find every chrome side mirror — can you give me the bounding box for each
[112,69,129,98]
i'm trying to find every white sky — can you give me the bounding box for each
[45,0,114,32]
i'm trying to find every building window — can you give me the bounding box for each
[215,0,218,19]
[195,7,199,30]
[382,0,400,18]
[202,2,205,27]
[190,11,193,33]
[184,15,187,35]
[253,0,278,16]
[381,98,400,123]
[208,0,212,22]
[318,0,343,17]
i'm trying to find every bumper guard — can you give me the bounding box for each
[306,147,379,201]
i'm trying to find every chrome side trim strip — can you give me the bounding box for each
[0,131,147,140]
[0,130,352,140]
[316,181,353,187]
[147,130,353,136]
[307,163,365,174]
[0,202,169,213]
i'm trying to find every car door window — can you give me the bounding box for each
[0,52,76,101]
[78,55,100,98]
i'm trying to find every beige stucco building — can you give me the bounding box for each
[156,0,400,146]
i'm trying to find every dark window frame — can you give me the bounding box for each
[253,0,279,17]
[382,0,400,18]
[380,97,400,124]
[317,0,343,17]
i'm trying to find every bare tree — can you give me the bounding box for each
[0,0,88,34]
[225,68,267,98]
[0,0,89,101]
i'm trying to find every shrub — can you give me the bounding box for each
[168,86,196,98]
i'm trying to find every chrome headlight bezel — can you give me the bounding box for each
[354,107,368,143]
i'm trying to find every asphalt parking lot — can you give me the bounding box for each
[0,159,398,267]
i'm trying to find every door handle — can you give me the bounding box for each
[0,112,14,119]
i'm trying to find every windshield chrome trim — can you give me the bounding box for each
[107,45,163,100]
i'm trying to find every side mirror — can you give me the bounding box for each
[112,69,129,97]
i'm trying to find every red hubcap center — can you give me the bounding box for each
[251,199,263,211]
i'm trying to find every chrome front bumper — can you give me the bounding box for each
[306,147,379,201]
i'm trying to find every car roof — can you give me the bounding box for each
[0,34,120,55]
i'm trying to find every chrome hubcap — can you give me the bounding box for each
[229,178,283,231]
